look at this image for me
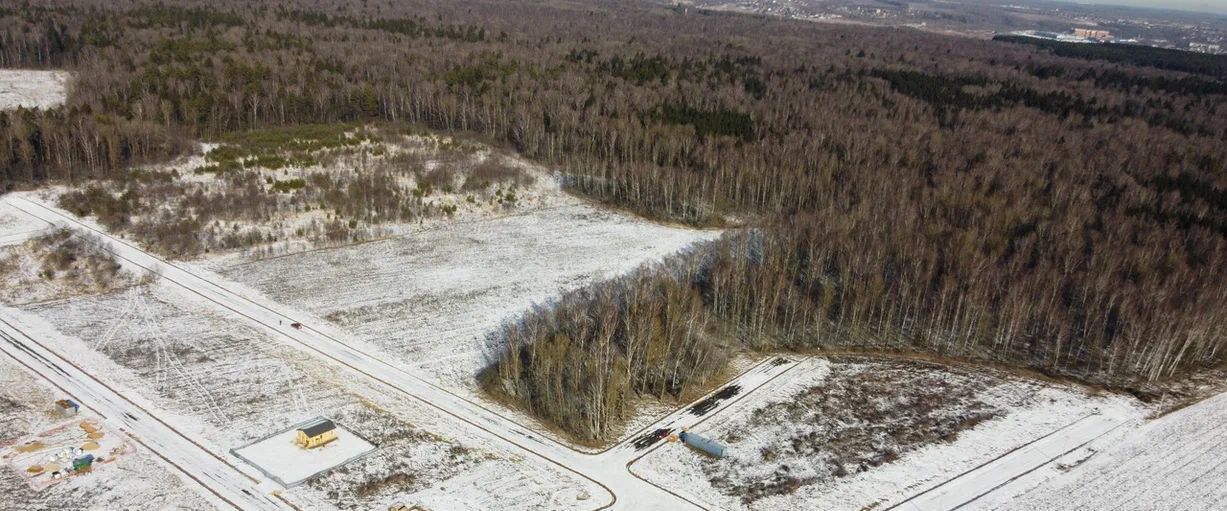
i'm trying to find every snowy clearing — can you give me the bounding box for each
[49,126,580,259]
[0,200,51,246]
[9,279,603,510]
[0,355,58,447]
[2,194,699,510]
[977,391,1227,511]
[0,70,70,110]
[233,418,375,487]
[631,357,1142,511]
[215,197,718,406]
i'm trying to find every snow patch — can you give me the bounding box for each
[0,70,70,110]
[982,391,1227,510]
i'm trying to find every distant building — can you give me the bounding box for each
[1190,42,1223,54]
[1008,30,1097,44]
[295,418,338,449]
[1074,28,1111,40]
[55,399,79,417]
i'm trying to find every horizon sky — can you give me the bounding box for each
[1072,0,1227,15]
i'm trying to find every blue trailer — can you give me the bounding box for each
[679,431,727,458]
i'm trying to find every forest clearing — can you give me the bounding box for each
[0,70,68,111]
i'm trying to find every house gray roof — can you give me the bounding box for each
[299,419,336,438]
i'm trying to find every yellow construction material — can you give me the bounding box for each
[295,428,337,449]
[294,419,339,449]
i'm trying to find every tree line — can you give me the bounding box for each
[486,213,1225,441]
[995,35,1227,80]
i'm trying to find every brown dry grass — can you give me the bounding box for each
[461,158,535,191]
[707,359,1004,504]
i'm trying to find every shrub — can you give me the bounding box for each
[270,178,306,193]
[418,166,456,192]
[462,159,535,191]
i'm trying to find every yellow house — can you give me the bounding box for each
[295,419,338,449]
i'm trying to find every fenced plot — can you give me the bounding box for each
[232,417,376,487]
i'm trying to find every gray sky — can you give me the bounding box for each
[1072,0,1227,15]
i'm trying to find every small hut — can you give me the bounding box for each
[295,419,337,449]
[55,399,79,417]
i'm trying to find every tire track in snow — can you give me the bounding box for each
[0,317,280,510]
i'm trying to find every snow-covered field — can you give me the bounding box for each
[215,198,718,401]
[0,355,57,445]
[47,127,591,260]
[28,284,362,446]
[0,200,50,246]
[979,391,1227,511]
[6,278,603,510]
[0,70,70,110]
[631,357,1142,511]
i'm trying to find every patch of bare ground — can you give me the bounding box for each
[1135,365,1227,418]
[706,360,1001,504]
[0,228,140,305]
[805,347,1225,418]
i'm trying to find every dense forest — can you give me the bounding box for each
[2,0,1226,441]
[994,35,1227,80]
